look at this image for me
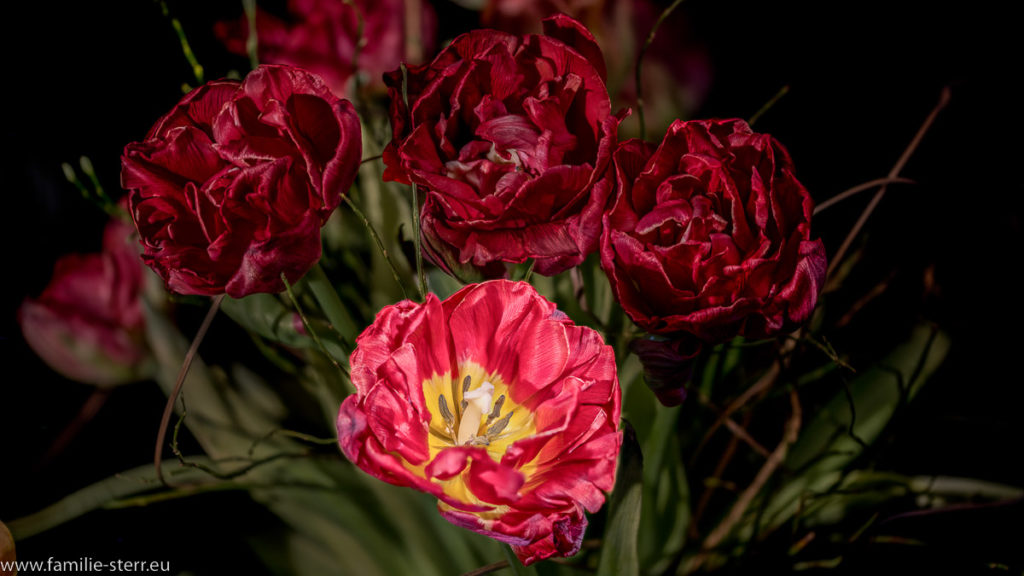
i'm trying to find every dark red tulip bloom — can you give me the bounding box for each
[337,280,622,564]
[601,119,826,342]
[121,65,361,297]
[383,16,621,279]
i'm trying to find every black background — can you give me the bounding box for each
[2,0,1020,573]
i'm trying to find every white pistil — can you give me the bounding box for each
[457,380,494,445]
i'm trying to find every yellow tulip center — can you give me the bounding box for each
[422,362,536,462]
[411,362,538,514]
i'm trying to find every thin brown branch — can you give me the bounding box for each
[695,391,771,458]
[827,87,951,280]
[836,269,898,328]
[813,177,916,215]
[691,388,803,571]
[690,356,782,465]
[689,410,753,540]
[154,294,225,487]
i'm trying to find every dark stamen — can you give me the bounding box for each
[486,410,514,438]
[438,394,455,429]
[486,395,506,424]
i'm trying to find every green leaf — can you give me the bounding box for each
[6,461,215,540]
[221,292,342,355]
[638,404,690,573]
[426,267,464,300]
[597,421,643,576]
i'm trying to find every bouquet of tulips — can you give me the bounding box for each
[5,1,1019,575]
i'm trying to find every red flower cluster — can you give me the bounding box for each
[121,65,361,297]
[337,280,621,564]
[19,214,151,387]
[383,15,621,279]
[600,118,826,343]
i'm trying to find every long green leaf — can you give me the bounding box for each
[597,421,643,576]
[7,461,212,540]
[638,404,689,573]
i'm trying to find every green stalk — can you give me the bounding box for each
[283,273,352,393]
[157,0,204,85]
[342,195,409,300]
[242,0,259,69]
[634,0,687,140]
[304,263,359,347]
[411,182,427,300]
[401,63,429,301]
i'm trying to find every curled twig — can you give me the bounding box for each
[154,294,224,487]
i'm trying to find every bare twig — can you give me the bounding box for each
[814,177,916,215]
[691,388,803,570]
[154,294,225,487]
[691,358,781,465]
[689,410,754,540]
[695,392,771,458]
[827,87,951,280]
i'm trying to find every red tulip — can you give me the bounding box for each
[337,280,622,564]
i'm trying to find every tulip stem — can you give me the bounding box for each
[242,0,259,69]
[401,63,429,301]
[35,388,111,472]
[154,294,224,487]
[284,271,354,393]
[748,85,790,127]
[305,264,360,344]
[521,259,536,284]
[411,182,428,300]
[341,0,365,94]
[635,0,688,141]
[501,545,539,576]
[341,195,409,300]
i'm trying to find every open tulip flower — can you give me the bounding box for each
[337,280,622,564]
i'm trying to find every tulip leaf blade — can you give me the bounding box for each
[597,420,643,576]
